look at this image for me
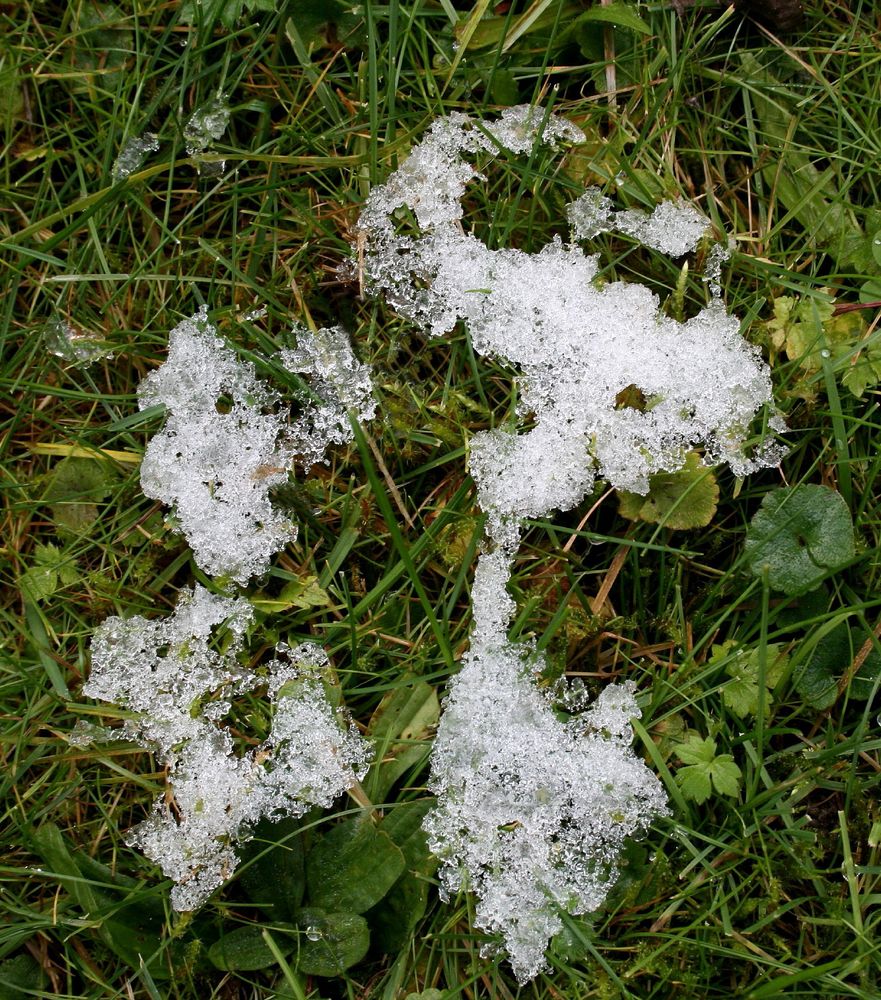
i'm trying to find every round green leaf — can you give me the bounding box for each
[617,452,718,530]
[744,485,855,596]
[292,909,369,977]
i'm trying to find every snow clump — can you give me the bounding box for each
[138,307,374,585]
[85,586,370,911]
[358,104,783,980]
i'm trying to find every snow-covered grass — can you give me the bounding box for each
[3,2,881,998]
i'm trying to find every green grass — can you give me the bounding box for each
[2,0,881,997]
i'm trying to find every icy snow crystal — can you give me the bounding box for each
[357,105,782,980]
[183,93,230,156]
[138,308,374,584]
[568,187,713,257]
[112,133,159,182]
[86,586,370,911]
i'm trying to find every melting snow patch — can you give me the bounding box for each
[85,586,370,911]
[138,308,374,585]
[44,316,111,365]
[357,104,784,980]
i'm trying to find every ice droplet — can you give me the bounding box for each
[112,133,159,182]
[820,349,831,358]
[305,925,322,941]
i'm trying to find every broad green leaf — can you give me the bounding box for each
[491,69,519,107]
[793,654,837,710]
[617,452,718,530]
[366,679,439,801]
[30,825,176,977]
[860,279,881,304]
[281,0,365,53]
[571,3,651,36]
[250,575,332,613]
[872,231,881,268]
[368,801,438,953]
[43,457,112,535]
[744,485,855,596]
[180,0,276,29]
[0,953,46,998]
[794,623,881,708]
[209,924,293,972]
[72,3,131,86]
[292,909,369,976]
[239,817,305,919]
[305,816,405,914]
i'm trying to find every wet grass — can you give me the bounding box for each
[2,0,881,997]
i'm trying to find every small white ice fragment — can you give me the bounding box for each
[566,186,614,240]
[280,325,377,468]
[44,317,111,365]
[614,198,711,257]
[184,93,230,156]
[112,133,159,182]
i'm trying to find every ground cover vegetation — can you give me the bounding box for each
[2,1,881,997]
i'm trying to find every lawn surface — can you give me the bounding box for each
[2,1,881,997]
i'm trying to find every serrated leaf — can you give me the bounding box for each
[618,452,718,530]
[722,666,760,719]
[674,735,741,802]
[305,816,405,914]
[675,764,712,804]
[20,543,77,602]
[573,3,652,35]
[716,642,788,718]
[744,485,855,596]
[674,733,717,766]
[707,756,742,797]
[292,909,369,976]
